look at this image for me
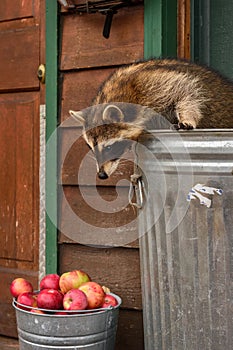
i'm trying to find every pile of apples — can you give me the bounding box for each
[10,270,118,314]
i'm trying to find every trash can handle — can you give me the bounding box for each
[128,174,144,209]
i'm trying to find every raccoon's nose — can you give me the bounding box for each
[98,170,108,180]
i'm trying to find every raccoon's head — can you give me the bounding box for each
[69,104,144,179]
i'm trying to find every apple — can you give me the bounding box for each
[54,311,68,315]
[101,294,118,308]
[59,270,91,294]
[37,289,63,310]
[63,289,88,311]
[10,278,33,298]
[40,274,60,290]
[102,286,111,294]
[31,309,45,314]
[17,292,37,310]
[79,282,105,309]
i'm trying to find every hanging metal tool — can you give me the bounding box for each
[102,8,117,38]
[57,0,143,38]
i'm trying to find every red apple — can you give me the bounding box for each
[37,289,63,310]
[40,274,60,290]
[17,292,37,310]
[54,311,68,315]
[63,289,88,311]
[10,278,33,298]
[59,270,91,294]
[101,294,118,308]
[31,309,45,314]
[79,282,105,309]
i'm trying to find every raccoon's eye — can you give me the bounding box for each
[102,140,131,161]
[105,145,112,152]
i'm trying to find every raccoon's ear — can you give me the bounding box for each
[103,104,124,123]
[69,110,85,126]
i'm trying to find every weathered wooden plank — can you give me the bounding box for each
[0,336,19,350]
[60,5,144,70]
[63,0,143,6]
[177,0,191,59]
[0,26,39,91]
[0,92,39,264]
[0,0,34,22]
[0,92,39,337]
[59,185,138,247]
[59,126,134,185]
[0,0,41,341]
[60,68,115,121]
[59,243,142,310]
[58,232,140,248]
[116,309,144,350]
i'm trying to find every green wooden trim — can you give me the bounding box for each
[191,0,233,79]
[144,0,177,59]
[45,0,58,274]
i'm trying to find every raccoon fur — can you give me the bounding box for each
[70,58,233,179]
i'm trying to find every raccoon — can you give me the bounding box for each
[70,58,233,179]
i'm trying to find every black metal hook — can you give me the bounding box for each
[102,1,132,39]
[103,9,117,38]
[58,1,141,38]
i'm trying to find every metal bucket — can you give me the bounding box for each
[13,293,121,350]
[136,130,233,350]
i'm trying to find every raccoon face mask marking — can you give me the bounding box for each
[94,139,133,179]
[69,105,143,179]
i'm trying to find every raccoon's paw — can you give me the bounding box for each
[174,111,197,130]
[174,122,195,130]
[179,121,194,130]
[171,124,180,130]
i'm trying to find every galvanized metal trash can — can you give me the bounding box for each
[13,293,121,350]
[136,130,233,350]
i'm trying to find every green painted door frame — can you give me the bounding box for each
[191,0,233,79]
[44,0,178,274]
[144,0,177,59]
[45,0,58,273]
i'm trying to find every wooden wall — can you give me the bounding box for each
[177,0,191,59]
[58,2,145,349]
[0,0,45,339]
